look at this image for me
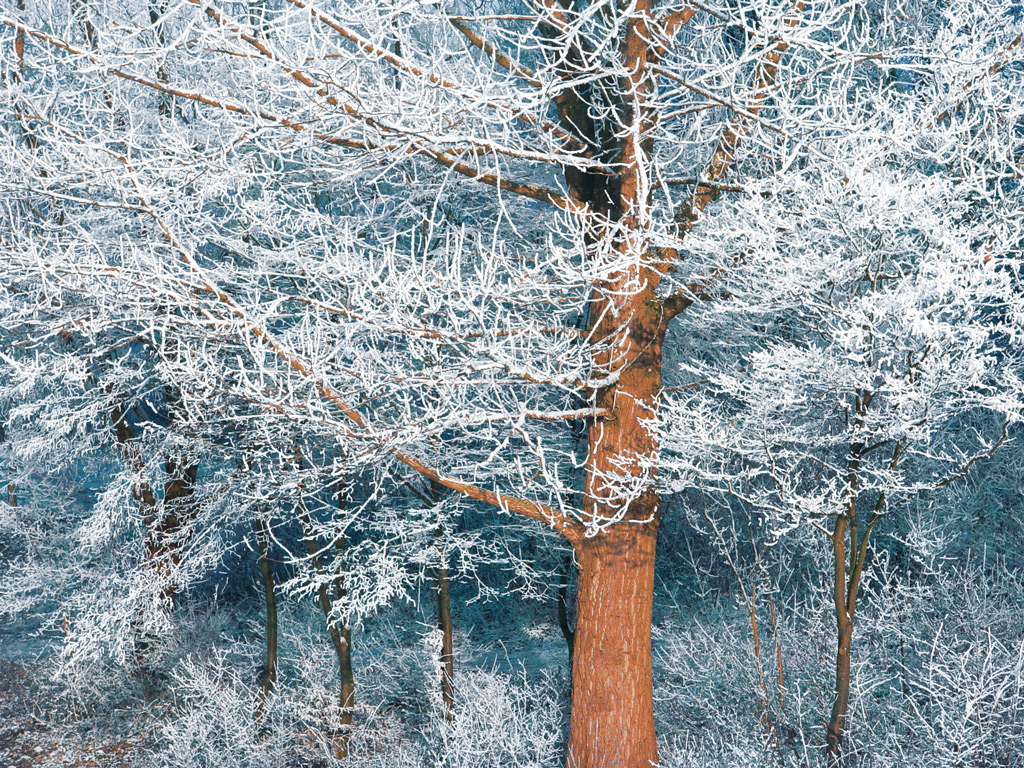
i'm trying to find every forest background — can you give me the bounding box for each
[1,0,1023,766]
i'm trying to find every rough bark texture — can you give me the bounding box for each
[560,0,665,758]
[568,523,658,768]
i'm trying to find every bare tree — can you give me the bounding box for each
[2,1,1023,766]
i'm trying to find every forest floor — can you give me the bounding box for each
[0,604,572,768]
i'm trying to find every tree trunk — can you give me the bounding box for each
[826,615,853,763]
[255,518,278,724]
[331,531,356,740]
[428,480,455,718]
[567,522,658,768]
[557,553,575,682]
[295,482,356,756]
[310,539,355,754]
[158,457,198,602]
[435,560,455,718]
[337,620,356,730]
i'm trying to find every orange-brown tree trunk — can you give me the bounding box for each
[568,522,658,768]
[826,617,853,763]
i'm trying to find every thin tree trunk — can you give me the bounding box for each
[331,533,356,742]
[294,476,355,756]
[254,517,278,725]
[825,433,887,764]
[428,480,455,718]
[309,535,355,753]
[159,456,198,602]
[110,400,198,606]
[556,553,575,681]
[109,400,164,665]
[435,554,455,718]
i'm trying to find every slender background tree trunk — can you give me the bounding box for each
[826,617,853,763]
[254,518,278,725]
[557,553,576,683]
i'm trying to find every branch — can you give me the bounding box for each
[30,123,586,546]
[280,0,584,152]
[660,246,752,323]
[446,17,544,89]
[652,6,698,61]
[3,21,578,213]
[664,177,748,193]
[673,4,805,232]
[930,33,1024,127]
[933,419,1011,490]
[192,0,586,210]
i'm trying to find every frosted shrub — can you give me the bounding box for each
[156,652,294,768]
[898,563,1024,768]
[423,668,564,768]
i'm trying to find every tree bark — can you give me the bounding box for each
[158,456,198,601]
[557,553,575,681]
[313,556,356,755]
[435,558,455,718]
[295,482,356,755]
[826,617,853,763]
[110,398,198,605]
[254,518,278,724]
[428,480,455,718]
[568,522,658,768]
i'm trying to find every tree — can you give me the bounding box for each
[659,84,1024,764]
[2,1,1023,766]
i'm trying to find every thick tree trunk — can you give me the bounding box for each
[567,522,658,768]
